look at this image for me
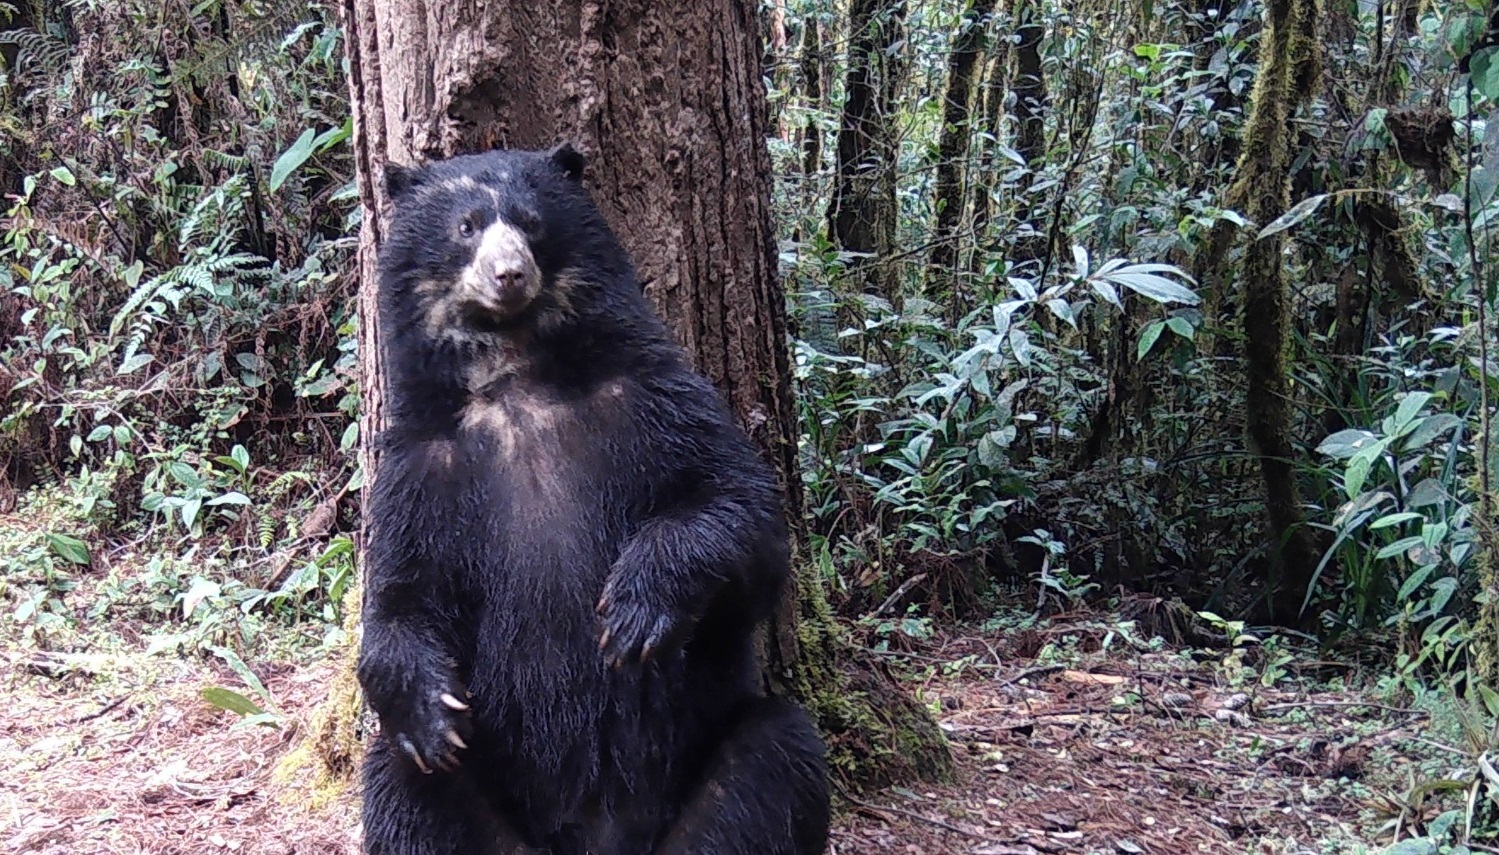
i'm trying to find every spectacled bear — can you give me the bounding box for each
[356,143,830,855]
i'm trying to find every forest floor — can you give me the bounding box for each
[0,598,1451,855]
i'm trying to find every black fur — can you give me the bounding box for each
[357,145,830,855]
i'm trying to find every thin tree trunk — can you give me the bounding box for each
[968,11,1012,275]
[928,0,1001,283]
[1010,0,1048,265]
[829,0,906,299]
[322,0,951,791]
[1230,0,1322,624]
[800,16,825,177]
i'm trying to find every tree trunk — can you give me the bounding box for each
[928,0,1001,282]
[323,0,950,792]
[1010,0,1048,266]
[828,0,907,299]
[799,15,826,177]
[968,11,1012,275]
[1229,0,1322,624]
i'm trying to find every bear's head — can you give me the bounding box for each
[377,143,624,345]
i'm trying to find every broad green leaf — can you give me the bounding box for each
[1136,320,1166,361]
[1344,455,1369,499]
[231,444,250,472]
[1391,391,1432,432]
[50,166,76,186]
[1478,684,1499,719]
[1375,535,1425,560]
[1473,47,1499,103]
[1381,837,1437,855]
[181,577,220,617]
[1257,193,1329,239]
[1045,299,1077,328]
[200,686,266,717]
[45,533,90,566]
[167,461,200,488]
[268,128,317,192]
[1429,576,1457,613]
[1317,428,1376,459]
[1105,272,1200,305]
[122,260,144,290]
[86,425,112,442]
[1164,316,1194,339]
[1421,521,1448,549]
[1071,245,1089,277]
[1403,413,1463,450]
[1406,478,1447,508]
[1358,108,1391,151]
[182,497,203,529]
[312,117,353,152]
[1397,564,1437,600]
[205,491,251,507]
[1349,435,1391,469]
[1369,511,1422,530]
[1009,327,1032,367]
[340,421,359,452]
[1090,279,1122,308]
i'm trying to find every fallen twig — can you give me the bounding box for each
[1261,700,1427,716]
[74,695,129,723]
[997,664,1065,686]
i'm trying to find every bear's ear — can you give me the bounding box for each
[383,163,427,201]
[547,142,587,183]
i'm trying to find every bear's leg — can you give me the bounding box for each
[362,734,539,855]
[654,698,830,855]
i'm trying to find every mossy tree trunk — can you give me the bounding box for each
[1230,0,1323,623]
[317,0,950,793]
[966,3,1011,276]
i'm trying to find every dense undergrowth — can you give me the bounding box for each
[3,0,1499,848]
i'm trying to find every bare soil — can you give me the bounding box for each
[2,617,1415,854]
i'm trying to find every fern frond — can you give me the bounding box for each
[0,29,70,76]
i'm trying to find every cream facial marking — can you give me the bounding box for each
[454,219,543,320]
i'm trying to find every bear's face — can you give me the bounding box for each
[379,145,589,343]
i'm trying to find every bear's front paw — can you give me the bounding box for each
[596,574,691,668]
[377,679,474,775]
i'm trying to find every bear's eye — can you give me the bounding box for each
[458,217,475,238]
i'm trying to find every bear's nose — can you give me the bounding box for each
[493,266,527,296]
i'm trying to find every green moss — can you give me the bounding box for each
[1230,0,1324,623]
[271,583,366,809]
[788,567,954,790]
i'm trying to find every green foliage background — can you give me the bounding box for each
[2,0,1499,842]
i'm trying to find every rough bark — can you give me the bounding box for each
[1230,0,1322,624]
[928,0,1001,281]
[313,0,950,793]
[967,11,1012,274]
[799,16,826,177]
[1010,0,1048,265]
[828,0,907,298]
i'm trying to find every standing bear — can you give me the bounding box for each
[356,143,831,855]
